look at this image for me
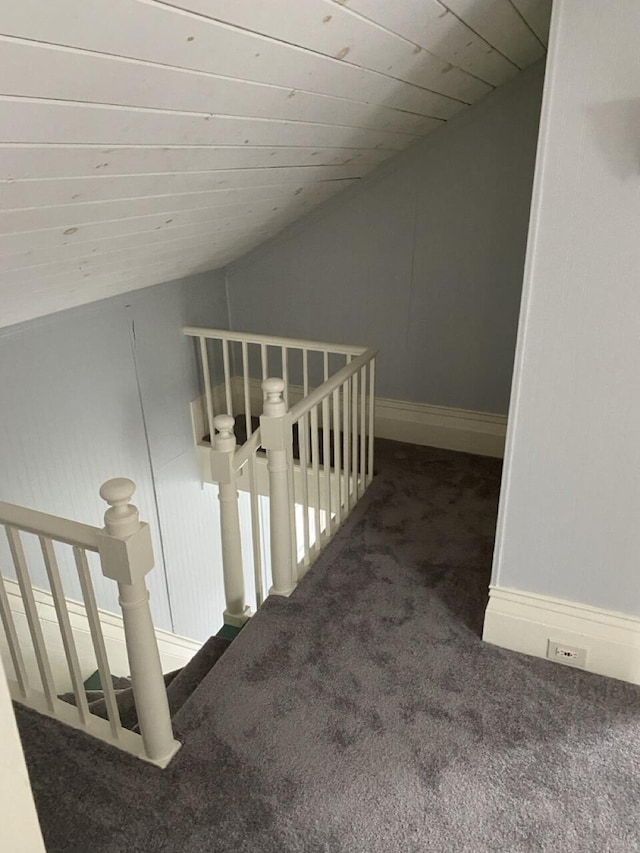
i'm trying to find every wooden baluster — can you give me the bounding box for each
[222,339,233,415]
[332,387,343,527]
[287,438,298,579]
[342,377,351,511]
[199,336,215,443]
[281,346,289,408]
[310,404,321,553]
[302,348,311,494]
[74,545,122,736]
[242,341,252,439]
[40,536,91,725]
[322,396,331,538]
[97,478,180,767]
[321,351,331,536]
[368,358,376,485]
[351,371,358,510]
[0,569,28,697]
[359,365,367,497]
[297,413,311,572]
[303,348,309,398]
[6,526,57,711]
[247,454,264,608]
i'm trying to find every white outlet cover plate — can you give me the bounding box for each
[547,639,588,669]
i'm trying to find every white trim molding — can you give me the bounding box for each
[191,380,507,459]
[0,577,201,693]
[374,397,506,458]
[483,585,640,686]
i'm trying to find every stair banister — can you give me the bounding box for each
[211,415,252,627]
[97,478,181,767]
[184,327,378,612]
[260,378,296,597]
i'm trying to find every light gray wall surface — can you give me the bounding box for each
[0,271,228,640]
[225,63,544,415]
[492,0,640,616]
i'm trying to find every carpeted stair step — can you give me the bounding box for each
[60,670,180,730]
[165,635,231,719]
[58,636,230,731]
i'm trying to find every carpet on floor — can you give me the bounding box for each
[15,439,640,853]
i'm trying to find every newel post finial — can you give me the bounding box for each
[100,477,140,539]
[213,414,236,453]
[97,477,153,585]
[262,377,287,417]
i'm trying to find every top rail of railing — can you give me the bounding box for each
[183,326,367,357]
[0,501,100,551]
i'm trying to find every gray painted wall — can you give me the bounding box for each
[0,271,228,640]
[492,0,640,617]
[225,63,544,415]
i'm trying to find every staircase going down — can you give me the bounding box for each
[59,636,231,733]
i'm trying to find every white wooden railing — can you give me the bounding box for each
[184,327,377,621]
[0,479,180,768]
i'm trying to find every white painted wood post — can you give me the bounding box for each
[96,478,180,768]
[260,378,296,597]
[211,414,252,627]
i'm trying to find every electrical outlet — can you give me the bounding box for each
[547,639,587,669]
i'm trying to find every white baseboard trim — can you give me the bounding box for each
[375,397,506,458]
[192,379,507,458]
[0,577,202,693]
[483,585,640,685]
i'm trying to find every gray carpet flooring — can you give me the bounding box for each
[16,440,640,852]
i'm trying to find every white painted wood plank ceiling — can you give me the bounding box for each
[0,0,551,328]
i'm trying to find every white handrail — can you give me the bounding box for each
[184,326,367,357]
[0,502,100,551]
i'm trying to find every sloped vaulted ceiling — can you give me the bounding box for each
[0,0,550,328]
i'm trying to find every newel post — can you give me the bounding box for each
[97,478,180,767]
[211,415,252,627]
[260,378,296,596]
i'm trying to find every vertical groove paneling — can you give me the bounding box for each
[0,272,230,643]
